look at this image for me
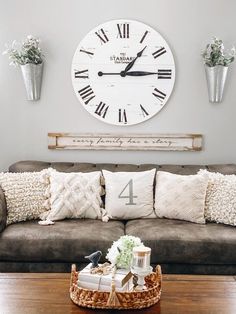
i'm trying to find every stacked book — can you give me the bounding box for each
[77,263,133,292]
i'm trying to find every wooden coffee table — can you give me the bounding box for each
[0,273,235,314]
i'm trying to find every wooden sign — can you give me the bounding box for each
[48,133,202,151]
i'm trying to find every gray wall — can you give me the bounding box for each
[0,0,236,171]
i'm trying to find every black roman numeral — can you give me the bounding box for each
[95,102,109,118]
[74,69,89,79]
[140,30,148,43]
[152,88,166,102]
[78,85,95,105]
[118,109,127,124]
[117,23,130,38]
[157,69,172,79]
[80,49,94,56]
[140,105,149,117]
[95,29,109,44]
[152,47,166,59]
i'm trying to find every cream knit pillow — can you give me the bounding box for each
[199,169,236,226]
[155,171,208,224]
[0,170,49,225]
[39,169,108,223]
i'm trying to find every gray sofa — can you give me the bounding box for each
[0,160,236,274]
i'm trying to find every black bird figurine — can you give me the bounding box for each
[85,250,102,268]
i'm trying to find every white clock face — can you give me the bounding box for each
[71,19,175,126]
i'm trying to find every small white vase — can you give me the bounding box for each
[205,65,228,103]
[20,63,43,101]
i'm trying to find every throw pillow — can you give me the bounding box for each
[0,170,49,225]
[155,171,208,224]
[39,169,108,223]
[198,169,236,226]
[102,169,156,220]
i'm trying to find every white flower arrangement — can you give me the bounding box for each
[2,35,44,67]
[106,235,144,269]
[202,37,235,67]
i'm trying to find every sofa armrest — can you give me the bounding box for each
[0,186,7,232]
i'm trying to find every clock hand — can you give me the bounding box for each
[125,71,157,76]
[98,71,157,77]
[122,46,147,74]
[98,71,121,76]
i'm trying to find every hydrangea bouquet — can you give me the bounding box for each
[106,235,144,269]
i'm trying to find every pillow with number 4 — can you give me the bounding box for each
[102,169,156,220]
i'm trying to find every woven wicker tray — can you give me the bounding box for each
[70,264,162,310]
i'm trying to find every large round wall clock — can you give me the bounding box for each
[71,19,175,126]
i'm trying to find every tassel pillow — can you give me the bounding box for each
[39,169,108,223]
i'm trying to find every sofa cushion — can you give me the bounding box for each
[125,218,236,264]
[0,219,125,262]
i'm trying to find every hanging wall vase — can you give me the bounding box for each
[205,65,228,103]
[20,63,43,101]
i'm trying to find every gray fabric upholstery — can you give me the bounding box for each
[9,160,236,175]
[0,219,124,262]
[0,186,7,233]
[159,263,236,275]
[0,261,235,274]
[126,219,236,264]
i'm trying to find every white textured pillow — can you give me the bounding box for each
[39,169,107,223]
[0,170,49,225]
[155,171,208,224]
[199,169,236,226]
[102,169,156,220]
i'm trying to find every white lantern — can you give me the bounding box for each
[131,246,152,290]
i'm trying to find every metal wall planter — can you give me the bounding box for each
[205,65,228,103]
[20,63,43,101]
